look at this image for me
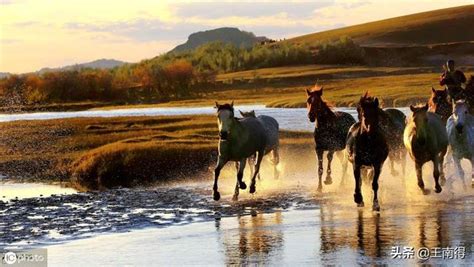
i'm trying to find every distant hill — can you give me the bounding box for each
[38,59,127,74]
[286,5,474,46]
[170,27,269,53]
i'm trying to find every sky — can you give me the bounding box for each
[1,0,472,73]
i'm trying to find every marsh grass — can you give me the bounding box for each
[0,115,312,190]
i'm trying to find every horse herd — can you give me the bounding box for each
[212,77,474,211]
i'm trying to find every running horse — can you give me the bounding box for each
[377,108,407,177]
[446,100,474,189]
[465,76,474,114]
[429,87,452,123]
[404,103,448,194]
[213,102,279,201]
[346,93,389,211]
[306,84,356,191]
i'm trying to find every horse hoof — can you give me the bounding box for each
[317,186,323,193]
[354,193,363,204]
[357,202,365,208]
[232,195,238,201]
[372,202,380,211]
[249,185,256,194]
[239,181,247,190]
[435,185,442,193]
[324,179,333,185]
[422,189,431,195]
[213,191,221,201]
[440,178,446,186]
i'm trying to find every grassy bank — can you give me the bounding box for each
[0,115,312,190]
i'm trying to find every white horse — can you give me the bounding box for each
[213,102,279,201]
[446,100,474,189]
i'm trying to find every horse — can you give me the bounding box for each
[239,110,279,180]
[379,108,407,177]
[404,103,448,194]
[346,93,388,211]
[429,87,451,123]
[446,100,474,189]
[464,76,474,114]
[213,102,279,201]
[306,85,356,191]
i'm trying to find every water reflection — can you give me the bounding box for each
[216,211,284,265]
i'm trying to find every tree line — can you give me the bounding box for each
[0,37,365,106]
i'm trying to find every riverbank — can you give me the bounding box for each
[0,115,313,190]
[2,65,471,112]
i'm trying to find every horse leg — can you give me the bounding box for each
[316,149,324,192]
[337,151,348,186]
[389,152,399,177]
[353,164,364,207]
[213,157,228,201]
[453,156,466,190]
[272,148,280,180]
[233,159,247,201]
[439,150,447,186]
[249,150,264,194]
[471,157,474,188]
[372,164,382,211]
[324,151,334,185]
[433,157,442,194]
[416,161,429,195]
[248,156,256,180]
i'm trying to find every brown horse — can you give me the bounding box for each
[404,104,448,194]
[346,93,389,211]
[464,76,474,114]
[306,85,356,191]
[429,87,451,123]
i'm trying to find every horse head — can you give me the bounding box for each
[358,92,379,133]
[306,84,325,123]
[215,101,234,140]
[452,100,469,134]
[239,110,256,118]
[409,103,429,144]
[429,87,451,121]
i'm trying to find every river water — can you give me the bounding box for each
[1,105,472,265]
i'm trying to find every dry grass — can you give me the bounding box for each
[0,115,312,190]
[285,5,474,46]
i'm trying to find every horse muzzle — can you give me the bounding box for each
[219,131,229,140]
[308,114,315,123]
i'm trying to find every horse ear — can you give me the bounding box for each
[251,110,255,116]
[215,101,219,108]
[319,87,324,96]
[410,105,416,112]
[431,87,436,94]
[364,91,369,98]
[230,101,234,107]
[423,103,429,111]
[374,98,379,107]
[306,88,311,96]
[239,110,244,116]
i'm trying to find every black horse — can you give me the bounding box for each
[306,85,356,191]
[346,93,389,211]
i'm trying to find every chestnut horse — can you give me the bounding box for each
[306,85,356,191]
[404,103,448,194]
[346,93,388,211]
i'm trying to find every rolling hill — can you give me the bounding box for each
[286,5,474,46]
[38,59,127,74]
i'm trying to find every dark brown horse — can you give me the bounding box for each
[465,76,474,114]
[429,87,451,123]
[346,93,388,211]
[306,85,356,191]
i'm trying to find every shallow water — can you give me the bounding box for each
[0,182,76,201]
[0,105,410,132]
